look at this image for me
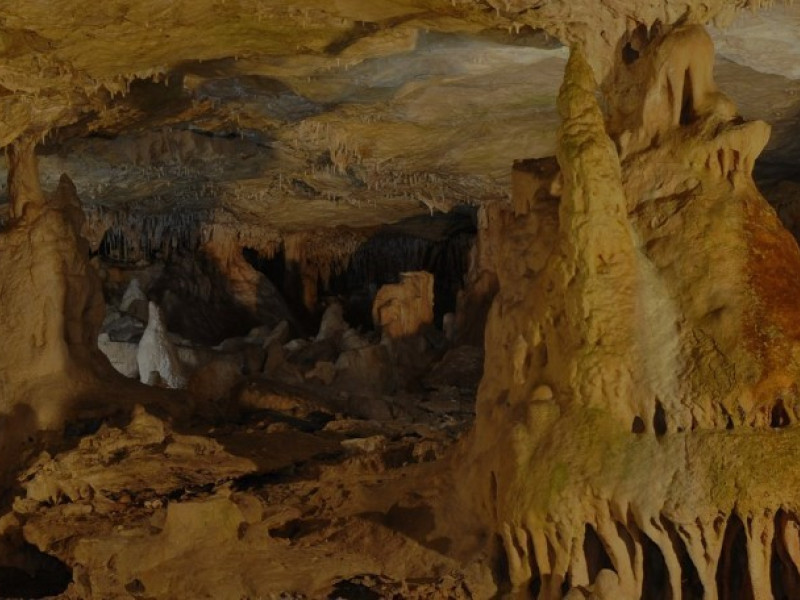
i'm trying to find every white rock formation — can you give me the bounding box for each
[97,333,139,379]
[120,278,147,314]
[137,302,187,388]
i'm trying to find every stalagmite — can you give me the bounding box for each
[0,153,106,410]
[0,142,113,497]
[137,302,187,388]
[3,2,800,598]
[119,278,149,322]
[6,138,46,221]
[97,333,139,379]
[460,21,800,600]
[372,271,435,339]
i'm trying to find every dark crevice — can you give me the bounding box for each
[268,517,331,540]
[0,546,72,599]
[660,516,703,599]
[717,513,753,600]
[641,532,670,600]
[244,210,476,332]
[584,524,615,584]
[491,534,513,596]
[622,42,640,65]
[679,68,694,126]
[773,511,800,599]
[631,416,646,434]
[654,399,667,436]
[771,399,790,429]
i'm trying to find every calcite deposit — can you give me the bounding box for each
[462,20,800,600]
[0,1,799,599]
[372,271,435,339]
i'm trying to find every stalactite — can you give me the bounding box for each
[458,22,800,600]
[88,207,206,262]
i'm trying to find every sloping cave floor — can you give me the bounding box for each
[0,221,490,599]
[8,378,482,599]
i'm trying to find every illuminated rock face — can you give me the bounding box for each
[0,145,110,491]
[467,25,800,599]
[372,271,435,339]
[0,145,106,424]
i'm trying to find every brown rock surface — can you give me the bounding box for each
[372,271,435,339]
[0,2,799,599]
[457,22,800,600]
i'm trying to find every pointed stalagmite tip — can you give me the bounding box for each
[557,45,600,123]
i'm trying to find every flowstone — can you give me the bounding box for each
[0,144,111,488]
[462,25,800,600]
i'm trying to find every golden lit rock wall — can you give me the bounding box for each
[466,23,800,599]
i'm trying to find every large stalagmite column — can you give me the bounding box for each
[462,23,800,600]
[0,138,107,483]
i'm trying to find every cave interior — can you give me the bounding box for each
[1,1,800,599]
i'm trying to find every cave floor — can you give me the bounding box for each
[4,375,489,600]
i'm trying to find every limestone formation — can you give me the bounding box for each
[372,271,435,339]
[119,278,149,322]
[461,22,800,600]
[136,302,187,389]
[97,334,139,379]
[187,357,243,403]
[316,300,348,342]
[0,144,112,494]
[0,2,799,599]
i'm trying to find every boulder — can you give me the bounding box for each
[102,314,145,343]
[335,344,393,396]
[187,357,243,403]
[305,361,336,386]
[423,345,484,392]
[263,320,291,349]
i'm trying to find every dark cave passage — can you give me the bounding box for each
[244,208,477,332]
[0,545,71,600]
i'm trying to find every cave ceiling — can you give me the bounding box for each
[0,0,797,232]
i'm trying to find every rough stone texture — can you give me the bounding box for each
[460,24,800,599]
[0,147,113,497]
[202,237,298,335]
[372,271,434,339]
[15,402,487,599]
[136,302,187,388]
[1,1,790,238]
[0,163,107,413]
[17,405,256,508]
[97,334,139,379]
[186,356,243,403]
[335,344,395,398]
[0,2,798,599]
[316,300,348,342]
